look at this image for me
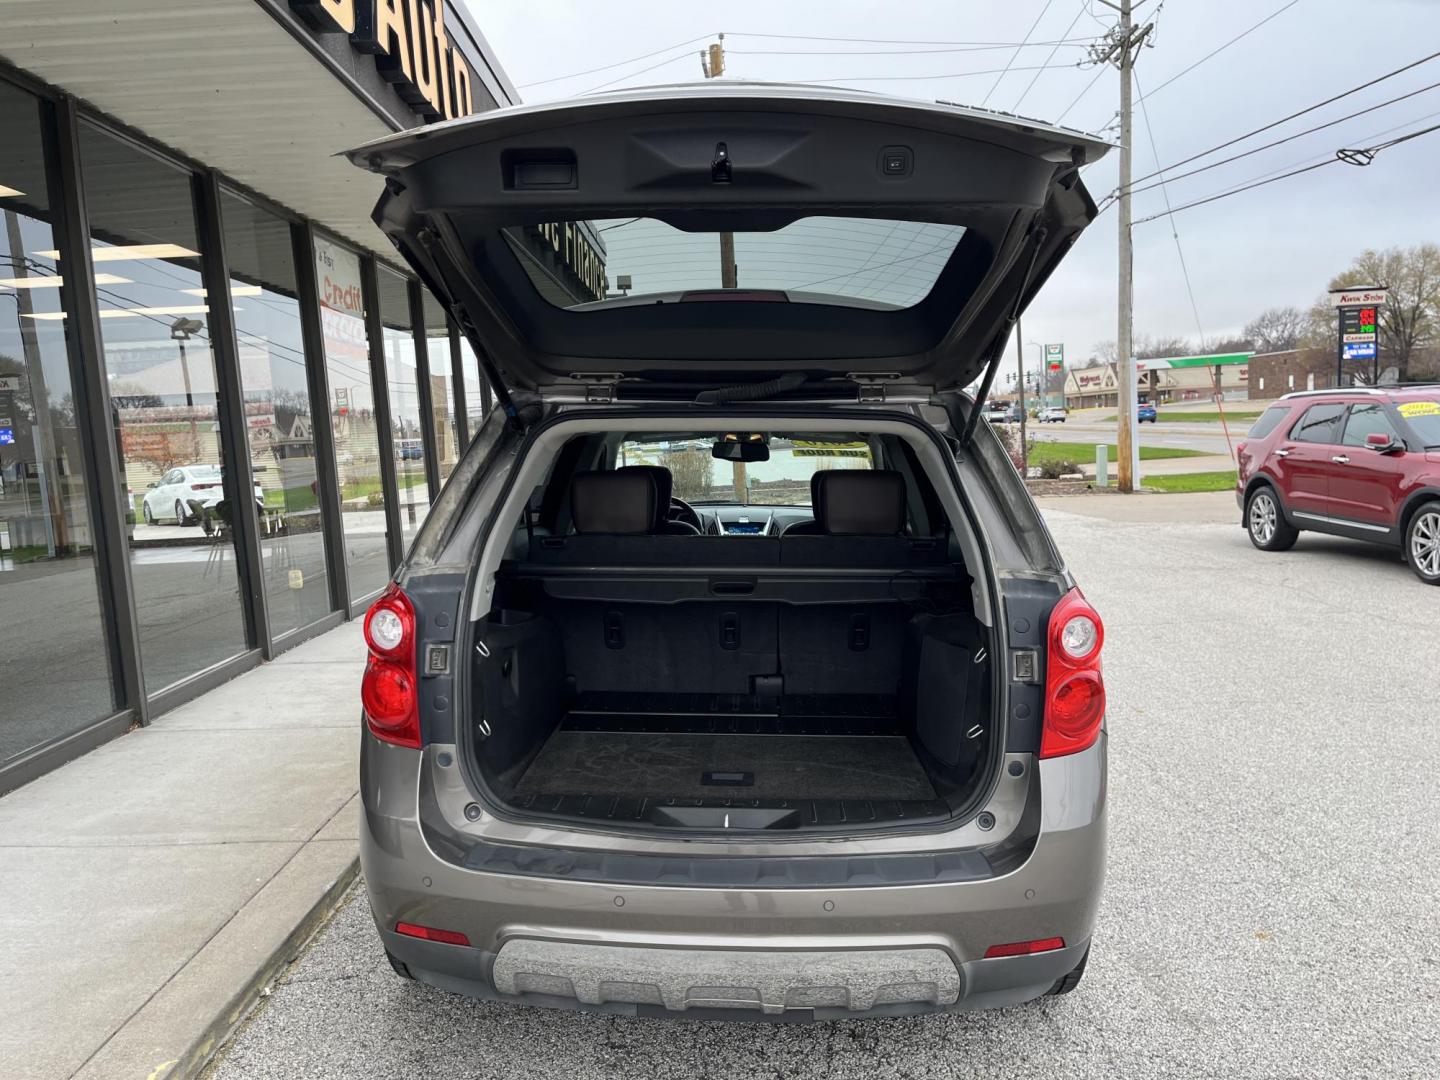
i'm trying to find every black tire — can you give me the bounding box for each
[1046,947,1089,996]
[1245,485,1298,552]
[385,949,414,981]
[142,501,156,526]
[174,499,191,526]
[1404,499,1440,585]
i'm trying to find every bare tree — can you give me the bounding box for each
[1328,244,1440,379]
[660,445,714,502]
[1134,335,1194,361]
[1244,307,1305,354]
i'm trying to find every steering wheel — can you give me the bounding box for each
[668,497,704,533]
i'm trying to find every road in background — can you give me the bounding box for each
[206,491,1440,1080]
[1027,413,1242,457]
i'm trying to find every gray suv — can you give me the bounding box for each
[346,84,1109,1020]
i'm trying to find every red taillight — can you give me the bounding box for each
[395,921,470,947]
[984,936,1065,959]
[192,482,220,491]
[1041,588,1105,759]
[361,584,419,748]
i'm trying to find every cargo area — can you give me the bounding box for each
[467,546,995,832]
[457,438,1000,833]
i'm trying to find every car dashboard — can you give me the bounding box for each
[694,505,815,536]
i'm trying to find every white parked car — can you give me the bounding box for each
[140,464,262,526]
[1038,406,1069,423]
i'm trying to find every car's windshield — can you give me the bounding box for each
[1397,400,1440,446]
[617,435,873,506]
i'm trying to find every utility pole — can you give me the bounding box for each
[1091,1,1152,493]
[701,35,745,500]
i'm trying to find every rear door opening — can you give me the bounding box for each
[459,421,999,835]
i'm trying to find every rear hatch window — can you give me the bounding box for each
[510,217,966,311]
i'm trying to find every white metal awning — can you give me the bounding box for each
[0,0,414,257]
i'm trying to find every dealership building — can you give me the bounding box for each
[0,2,603,791]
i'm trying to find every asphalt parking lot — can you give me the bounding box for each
[207,493,1440,1080]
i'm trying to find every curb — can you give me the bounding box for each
[178,855,360,1079]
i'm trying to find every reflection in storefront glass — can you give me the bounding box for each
[460,339,489,436]
[423,293,458,483]
[221,192,332,638]
[313,235,389,602]
[0,85,118,763]
[80,122,249,693]
[377,268,426,552]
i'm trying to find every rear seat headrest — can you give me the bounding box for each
[570,471,655,534]
[616,465,673,531]
[814,469,906,535]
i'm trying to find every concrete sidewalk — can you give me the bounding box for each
[0,621,366,1080]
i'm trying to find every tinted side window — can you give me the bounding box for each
[1247,406,1291,440]
[1290,402,1347,444]
[1341,403,1399,447]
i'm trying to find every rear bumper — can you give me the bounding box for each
[360,733,1106,1019]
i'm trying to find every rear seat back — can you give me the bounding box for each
[781,468,947,568]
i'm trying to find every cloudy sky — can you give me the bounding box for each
[470,0,1440,368]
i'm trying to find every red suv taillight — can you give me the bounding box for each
[1041,588,1105,759]
[361,583,420,749]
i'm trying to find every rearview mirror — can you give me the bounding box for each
[1365,432,1402,453]
[712,433,770,463]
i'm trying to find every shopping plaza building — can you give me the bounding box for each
[0,2,605,791]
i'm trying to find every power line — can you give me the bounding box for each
[729,40,1098,57]
[1013,2,1091,112]
[582,53,695,94]
[1056,62,1110,123]
[982,0,1058,107]
[795,61,1083,85]
[1130,120,1440,225]
[726,30,1096,46]
[1139,0,1302,100]
[516,33,715,88]
[1134,72,1206,347]
[1120,77,1440,199]
[1100,104,1440,217]
[1123,50,1440,188]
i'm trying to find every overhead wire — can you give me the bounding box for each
[728,40,1097,57]
[1119,77,1440,200]
[1138,0,1302,100]
[1133,72,1208,354]
[581,53,696,94]
[1130,119,1440,224]
[1013,2,1091,112]
[1124,50,1440,189]
[982,0,1058,107]
[794,61,1083,85]
[516,33,715,88]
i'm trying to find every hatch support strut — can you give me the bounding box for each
[960,226,1049,448]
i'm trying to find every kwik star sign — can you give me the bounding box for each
[1329,286,1389,365]
[291,0,478,121]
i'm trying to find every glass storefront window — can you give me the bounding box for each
[460,339,489,436]
[0,82,119,763]
[377,268,427,551]
[220,192,332,638]
[422,293,458,483]
[312,234,389,602]
[79,122,250,693]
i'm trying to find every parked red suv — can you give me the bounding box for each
[1236,388,1440,584]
